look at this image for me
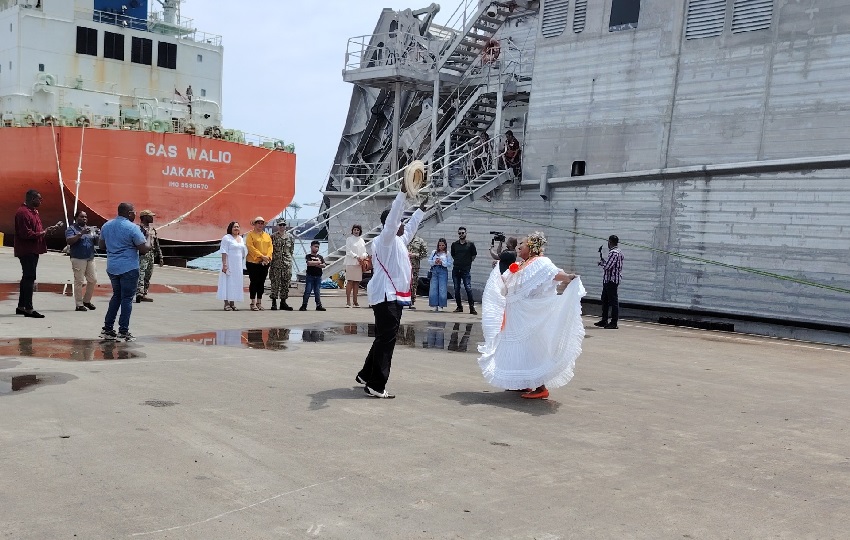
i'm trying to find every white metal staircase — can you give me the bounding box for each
[437,1,516,77]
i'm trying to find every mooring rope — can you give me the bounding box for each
[73,124,85,216]
[467,205,850,296]
[49,123,70,226]
[158,148,278,230]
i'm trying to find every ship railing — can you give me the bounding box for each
[1,0,39,13]
[68,7,221,45]
[434,0,481,37]
[344,31,438,74]
[326,160,392,192]
[297,135,505,245]
[149,10,222,46]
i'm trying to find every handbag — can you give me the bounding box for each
[360,255,372,273]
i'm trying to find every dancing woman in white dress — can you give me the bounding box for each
[477,231,586,399]
[217,221,248,310]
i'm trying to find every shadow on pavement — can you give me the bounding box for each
[441,391,562,416]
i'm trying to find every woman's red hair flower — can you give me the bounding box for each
[509,262,519,273]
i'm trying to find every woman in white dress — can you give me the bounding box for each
[477,231,586,399]
[343,224,368,307]
[217,221,248,311]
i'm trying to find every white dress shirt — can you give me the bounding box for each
[367,191,425,306]
[344,235,367,266]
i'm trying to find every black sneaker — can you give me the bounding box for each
[364,386,395,399]
[355,375,367,385]
[316,306,326,311]
[117,332,136,342]
[453,306,463,313]
[83,302,96,310]
[75,305,88,312]
[593,320,608,327]
[99,328,118,341]
[299,305,307,311]
[604,323,618,330]
[469,307,478,315]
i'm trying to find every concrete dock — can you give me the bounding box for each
[1,250,848,539]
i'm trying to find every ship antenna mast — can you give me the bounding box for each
[155,0,182,26]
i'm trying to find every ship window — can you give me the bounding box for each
[197,54,203,62]
[200,89,207,97]
[76,26,98,56]
[104,31,125,61]
[609,0,640,31]
[157,41,177,69]
[131,37,153,65]
[38,63,44,72]
[571,161,586,176]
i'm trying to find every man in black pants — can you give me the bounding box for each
[14,190,63,318]
[595,235,624,330]
[450,226,478,314]
[356,186,427,399]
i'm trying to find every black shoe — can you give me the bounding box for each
[75,305,88,312]
[365,386,395,399]
[355,375,367,385]
[117,331,137,342]
[99,328,118,341]
[316,306,326,311]
[408,305,417,310]
[270,299,278,310]
[469,307,478,315]
[24,310,45,318]
[604,323,618,329]
[281,302,293,311]
[135,295,142,304]
[453,306,463,313]
[15,307,27,315]
[139,296,153,302]
[299,305,307,311]
[593,320,608,328]
[83,302,96,310]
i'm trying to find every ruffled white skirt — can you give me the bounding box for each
[477,269,586,390]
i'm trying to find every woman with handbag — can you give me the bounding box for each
[428,238,452,312]
[344,224,369,307]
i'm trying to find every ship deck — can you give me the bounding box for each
[0,249,848,538]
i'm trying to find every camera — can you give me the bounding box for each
[490,231,506,243]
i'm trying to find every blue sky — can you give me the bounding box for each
[188,1,426,219]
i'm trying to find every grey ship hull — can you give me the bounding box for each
[323,0,850,330]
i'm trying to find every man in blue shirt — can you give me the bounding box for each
[65,210,99,312]
[98,203,149,342]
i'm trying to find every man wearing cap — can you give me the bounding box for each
[269,220,295,310]
[136,209,163,303]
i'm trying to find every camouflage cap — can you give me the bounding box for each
[139,210,156,217]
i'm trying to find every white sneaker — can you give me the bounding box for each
[364,386,395,399]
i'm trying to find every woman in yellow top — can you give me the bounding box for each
[245,216,273,310]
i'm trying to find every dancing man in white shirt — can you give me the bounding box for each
[355,184,428,399]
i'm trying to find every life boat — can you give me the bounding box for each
[482,39,501,64]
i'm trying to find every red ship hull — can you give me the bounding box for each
[1,126,295,249]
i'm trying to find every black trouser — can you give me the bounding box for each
[246,262,269,300]
[600,281,619,325]
[358,300,403,393]
[17,254,39,310]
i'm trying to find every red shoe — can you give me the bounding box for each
[521,387,549,399]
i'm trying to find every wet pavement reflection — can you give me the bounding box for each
[0,338,143,361]
[163,321,484,352]
[0,282,218,302]
[0,374,40,395]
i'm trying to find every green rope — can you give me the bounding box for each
[468,206,850,296]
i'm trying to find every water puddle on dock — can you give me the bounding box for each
[0,374,40,395]
[0,338,143,361]
[161,321,484,353]
[0,282,218,301]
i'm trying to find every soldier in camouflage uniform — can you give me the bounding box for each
[407,235,428,309]
[136,209,163,303]
[269,220,295,310]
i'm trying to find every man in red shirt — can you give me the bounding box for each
[14,190,62,318]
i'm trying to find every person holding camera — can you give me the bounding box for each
[66,210,99,312]
[450,226,478,314]
[14,189,64,318]
[489,233,517,273]
[595,234,623,330]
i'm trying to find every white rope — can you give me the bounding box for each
[50,123,70,226]
[158,148,278,230]
[73,123,86,216]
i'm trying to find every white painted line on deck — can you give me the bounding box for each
[130,476,347,537]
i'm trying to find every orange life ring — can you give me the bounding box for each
[482,39,501,64]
